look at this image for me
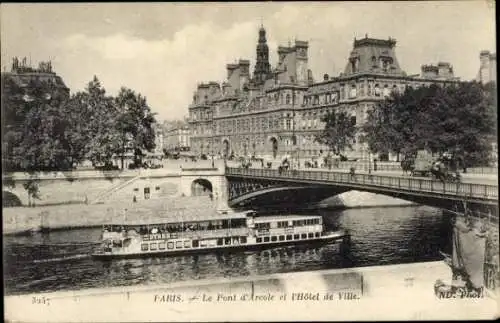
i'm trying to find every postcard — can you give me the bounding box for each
[2,1,498,322]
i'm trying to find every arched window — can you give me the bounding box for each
[286,94,291,104]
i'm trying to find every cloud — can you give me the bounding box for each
[1,2,495,122]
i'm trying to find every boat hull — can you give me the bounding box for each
[91,232,349,260]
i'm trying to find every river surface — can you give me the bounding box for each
[3,205,453,295]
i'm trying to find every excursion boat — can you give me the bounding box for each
[91,210,349,260]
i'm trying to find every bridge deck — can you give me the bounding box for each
[226,168,498,204]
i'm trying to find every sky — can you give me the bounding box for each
[1,2,496,121]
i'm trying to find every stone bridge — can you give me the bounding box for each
[2,164,229,209]
[225,168,498,215]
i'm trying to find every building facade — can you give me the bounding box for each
[477,50,496,84]
[188,28,459,161]
[1,57,70,100]
[164,126,191,152]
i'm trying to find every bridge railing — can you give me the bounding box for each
[225,167,498,200]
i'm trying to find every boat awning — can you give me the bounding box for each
[105,210,253,226]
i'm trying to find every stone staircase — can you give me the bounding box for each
[90,175,141,205]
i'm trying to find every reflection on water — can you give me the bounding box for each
[3,205,450,295]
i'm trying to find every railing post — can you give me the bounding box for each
[419,179,422,190]
[484,185,488,197]
[398,177,401,188]
[470,184,473,197]
[431,180,433,192]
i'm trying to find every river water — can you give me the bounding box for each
[3,205,452,295]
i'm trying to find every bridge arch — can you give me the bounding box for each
[2,190,22,207]
[191,178,213,197]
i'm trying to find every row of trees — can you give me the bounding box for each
[316,81,497,166]
[2,76,157,174]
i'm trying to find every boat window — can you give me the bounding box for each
[271,236,277,242]
[231,218,246,228]
[240,236,247,244]
[256,222,271,229]
[167,242,174,249]
[315,232,320,238]
[264,237,270,242]
[256,237,262,243]
[279,235,285,241]
[301,233,307,239]
[141,243,149,251]
[184,241,191,248]
[150,243,157,251]
[144,187,151,200]
[217,238,223,246]
[159,242,166,250]
[294,234,300,240]
[224,237,231,245]
[308,233,314,238]
[286,235,292,240]
[277,221,289,228]
[176,241,183,248]
[192,240,199,248]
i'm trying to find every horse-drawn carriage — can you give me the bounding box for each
[239,156,252,169]
[401,150,461,183]
[278,158,290,174]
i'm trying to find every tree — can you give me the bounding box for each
[314,110,357,156]
[429,81,497,167]
[115,87,157,169]
[362,82,497,166]
[78,76,120,167]
[2,73,77,202]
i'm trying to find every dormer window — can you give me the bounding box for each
[383,85,390,97]
[351,57,359,73]
[350,84,357,99]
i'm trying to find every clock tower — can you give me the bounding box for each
[252,25,271,85]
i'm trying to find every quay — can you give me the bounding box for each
[4,261,498,322]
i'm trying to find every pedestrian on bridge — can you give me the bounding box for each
[350,166,356,180]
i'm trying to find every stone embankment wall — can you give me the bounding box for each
[5,261,497,322]
[2,196,217,235]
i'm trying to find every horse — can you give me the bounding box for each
[401,158,415,176]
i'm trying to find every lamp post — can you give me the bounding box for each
[368,150,372,174]
[366,144,372,174]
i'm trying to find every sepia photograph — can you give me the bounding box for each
[2,1,498,321]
